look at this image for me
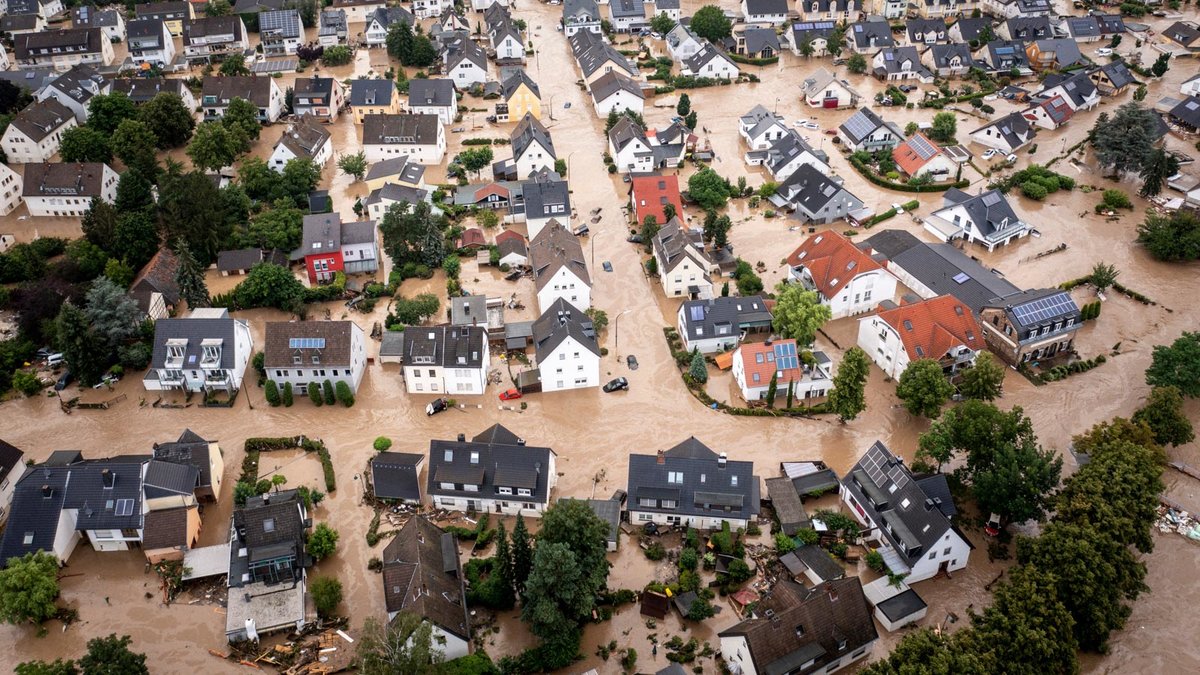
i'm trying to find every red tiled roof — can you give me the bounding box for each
[474,183,509,202]
[494,229,524,245]
[630,175,683,225]
[785,231,883,298]
[458,227,486,248]
[875,294,981,362]
[891,132,938,177]
[738,339,802,388]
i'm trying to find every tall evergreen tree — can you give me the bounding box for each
[493,523,516,608]
[174,241,210,309]
[510,514,533,595]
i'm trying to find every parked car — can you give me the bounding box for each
[627,355,639,370]
[1096,47,1113,56]
[1005,153,1018,164]
[54,371,74,391]
[499,388,522,401]
[626,234,643,243]
[603,377,629,392]
[794,120,819,130]
[45,352,64,367]
[982,149,999,160]
[426,398,449,416]
[898,84,915,93]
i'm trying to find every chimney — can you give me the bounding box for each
[718,452,727,469]
[924,498,935,511]
[41,484,52,498]
[262,493,270,504]
[457,433,466,442]
[656,449,665,465]
[101,468,114,488]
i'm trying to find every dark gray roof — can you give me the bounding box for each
[583,498,620,544]
[790,544,845,582]
[564,0,601,21]
[443,37,487,73]
[408,78,456,108]
[778,163,860,213]
[936,188,1022,239]
[365,183,430,210]
[1039,70,1097,108]
[1170,96,1200,128]
[299,212,344,256]
[402,325,486,370]
[984,39,1028,71]
[576,37,637,79]
[368,6,414,31]
[914,474,956,518]
[501,69,540,101]
[1,14,40,32]
[838,106,899,145]
[380,331,404,357]
[427,425,556,503]
[276,115,331,160]
[319,9,347,36]
[610,0,646,18]
[362,113,441,146]
[229,489,308,588]
[521,178,570,220]
[953,17,991,41]
[112,77,190,104]
[739,27,780,56]
[22,162,112,199]
[1063,15,1101,39]
[153,429,216,491]
[765,477,808,535]
[590,71,643,104]
[511,113,555,162]
[873,46,929,78]
[684,43,733,74]
[8,99,73,143]
[533,298,600,360]
[1097,61,1135,90]
[930,43,975,70]
[678,295,771,342]
[906,18,946,43]
[259,9,303,40]
[850,19,894,49]
[183,16,245,44]
[217,247,287,272]
[980,287,1080,334]
[136,1,191,19]
[1005,16,1052,40]
[263,320,358,369]
[0,440,26,486]
[653,218,711,275]
[608,115,649,153]
[200,75,275,108]
[1095,14,1125,34]
[765,129,826,174]
[350,78,396,106]
[149,313,239,370]
[864,229,1019,313]
[530,221,589,291]
[744,0,787,14]
[73,7,123,29]
[363,155,425,184]
[841,441,956,563]
[1032,38,1084,68]
[627,437,760,521]
[371,452,425,501]
[144,460,200,499]
[0,454,149,566]
[876,588,927,622]
[973,111,1032,150]
[381,517,469,640]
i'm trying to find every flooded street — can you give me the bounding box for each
[2,2,1200,672]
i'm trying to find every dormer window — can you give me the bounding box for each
[293,355,302,365]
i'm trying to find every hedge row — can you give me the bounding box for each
[241,436,337,493]
[849,156,970,193]
[728,54,779,66]
[919,88,995,109]
[1039,354,1106,383]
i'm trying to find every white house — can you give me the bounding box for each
[13,27,114,71]
[739,104,789,150]
[264,321,367,396]
[1037,70,1101,113]
[0,163,23,216]
[127,18,176,67]
[837,106,904,152]
[269,115,333,172]
[521,178,571,240]
[732,340,833,403]
[182,16,249,63]
[38,66,109,123]
[665,23,704,62]
[676,296,773,354]
[785,231,898,319]
[627,438,760,530]
[608,116,654,174]
[856,294,981,380]
[801,67,858,109]
[652,218,715,299]
[292,76,346,123]
[841,441,972,583]
[509,113,556,180]
[406,78,459,125]
[72,6,126,43]
[0,441,26,525]
[776,164,865,225]
[426,424,558,518]
[590,71,644,117]
[786,21,839,57]
[872,46,934,83]
[200,75,285,123]
[381,517,470,660]
[607,0,646,33]
[258,10,304,56]
[533,298,600,392]
[741,0,788,25]
[413,0,452,19]
[364,6,416,47]
[22,162,118,217]
[760,130,830,182]
[892,132,958,181]
[970,112,1036,153]
[317,9,348,47]
[1,98,76,164]
[401,325,490,395]
[530,222,591,313]
[442,38,489,89]
[362,113,446,164]
[652,0,681,20]
[923,188,1030,251]
[683,43,739,80]
[563,0,602,36]
[143,308,254,395]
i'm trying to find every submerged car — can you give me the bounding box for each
[603,377,629,392]
[426,398,449,416]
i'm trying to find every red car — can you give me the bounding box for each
[499,388,523,401]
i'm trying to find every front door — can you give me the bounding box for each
[938,560,950,576]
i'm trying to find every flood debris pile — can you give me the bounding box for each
[224,621,353,674]
[1156,503,1200,542]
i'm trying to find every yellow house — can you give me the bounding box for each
[500,70,542,122]
[136,2,195,38]
[364,155,428,192]
[350,78,402,125]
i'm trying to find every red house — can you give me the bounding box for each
[630,175,684,225]
[296,213,379,284]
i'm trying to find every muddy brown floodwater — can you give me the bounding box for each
[2,2,1200,673]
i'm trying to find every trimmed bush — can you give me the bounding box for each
[309,381,323,405]
[374,437,392,452]
[264,380,281,406]
[282,382,293,407]
[322,380,335,405]
[335,380,355,407]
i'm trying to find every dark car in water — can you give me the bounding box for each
[603,377,628,392]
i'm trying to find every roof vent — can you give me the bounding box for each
[41,485,53,498]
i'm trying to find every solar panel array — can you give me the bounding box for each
[861,443,909,490]
[260,10,300,38]
[290,337,327,349]
[1011,292,1075,326]
[842,110,877,141]
[773,342,799,371]
[907,134,937,160]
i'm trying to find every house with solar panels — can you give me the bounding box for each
[979,39,1031,75]
[785,20,839,57]
[838,106,903,152]
[732,339,833,403]
[892,133,956,181]
[923,188,1030,251]
[846,18,894,53]
[977,289,1080,366]
[263,321,367,395]
[840,441,971,583]
[259,9,303,56]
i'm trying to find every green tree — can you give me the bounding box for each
[1089,103,1158,177]
[219,53,250,76]
[916,400,1032,473]
[309,382,323,406]
[336,380,354,406]
[321,45,353,66]
[859,627,989,675]
[323,379,336,405]
[87,92,136,135]
[103,259,135,288]
[492,523,516,608]
[174,241,210,310]
[896,359,954,418]
[234,262,305,311]
[55,301,108,386]
[511,514,533,594]
[78,634,148,675]
[307,523,340,560]
[111,119,159,178]
[0,551,60,626]
[676,93,691,117]
[904,121,919,137]
[1150,52,1170,78]
[928,112,957,143]
[242,205,304,251]
[223,97,261,145]
[282,382,294,406]
[138,92,195,148]
[65,239,109,281]
[115,170,156,214]
[15,659,77,675]
[186,121,242,172]
[687,166,731,210]
[1146,332,1200,396]
[114,211,160,271]
[970,565,1079,675]
[83,277,141,355]
[688,349,708,383]
[280,158,322,204]
[640,215,661,247]
[772,284,831,345]
[828,346,868,422]
[1132,385,1194,446]
[650,12,675,35]
[82,198,119,252]
[310,576,343,617]
[1089,261,1120,292]
[971,432,1062,525]
[1137,209,1200,262]
[12,371,41,397]
[379,200,448,268]
[356,614,445,675]
[1138,147,1180,198]
[521,542,591,641]
[847,52,867,74]
[338,151,368,181]
[958,351,1005,401]
[690,5,732,42]
[457,147,494,178]
[540,499,611,597]
[264,380,281,406]
[59,127,112,163]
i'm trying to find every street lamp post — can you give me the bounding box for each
[590,229,602,269]
[614,308,633,361]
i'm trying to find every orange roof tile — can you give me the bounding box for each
[892,132,938,177]
[875,295,981,362]
[785,231,883,298]
[738,340,802,388]
[630,175,683,225]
